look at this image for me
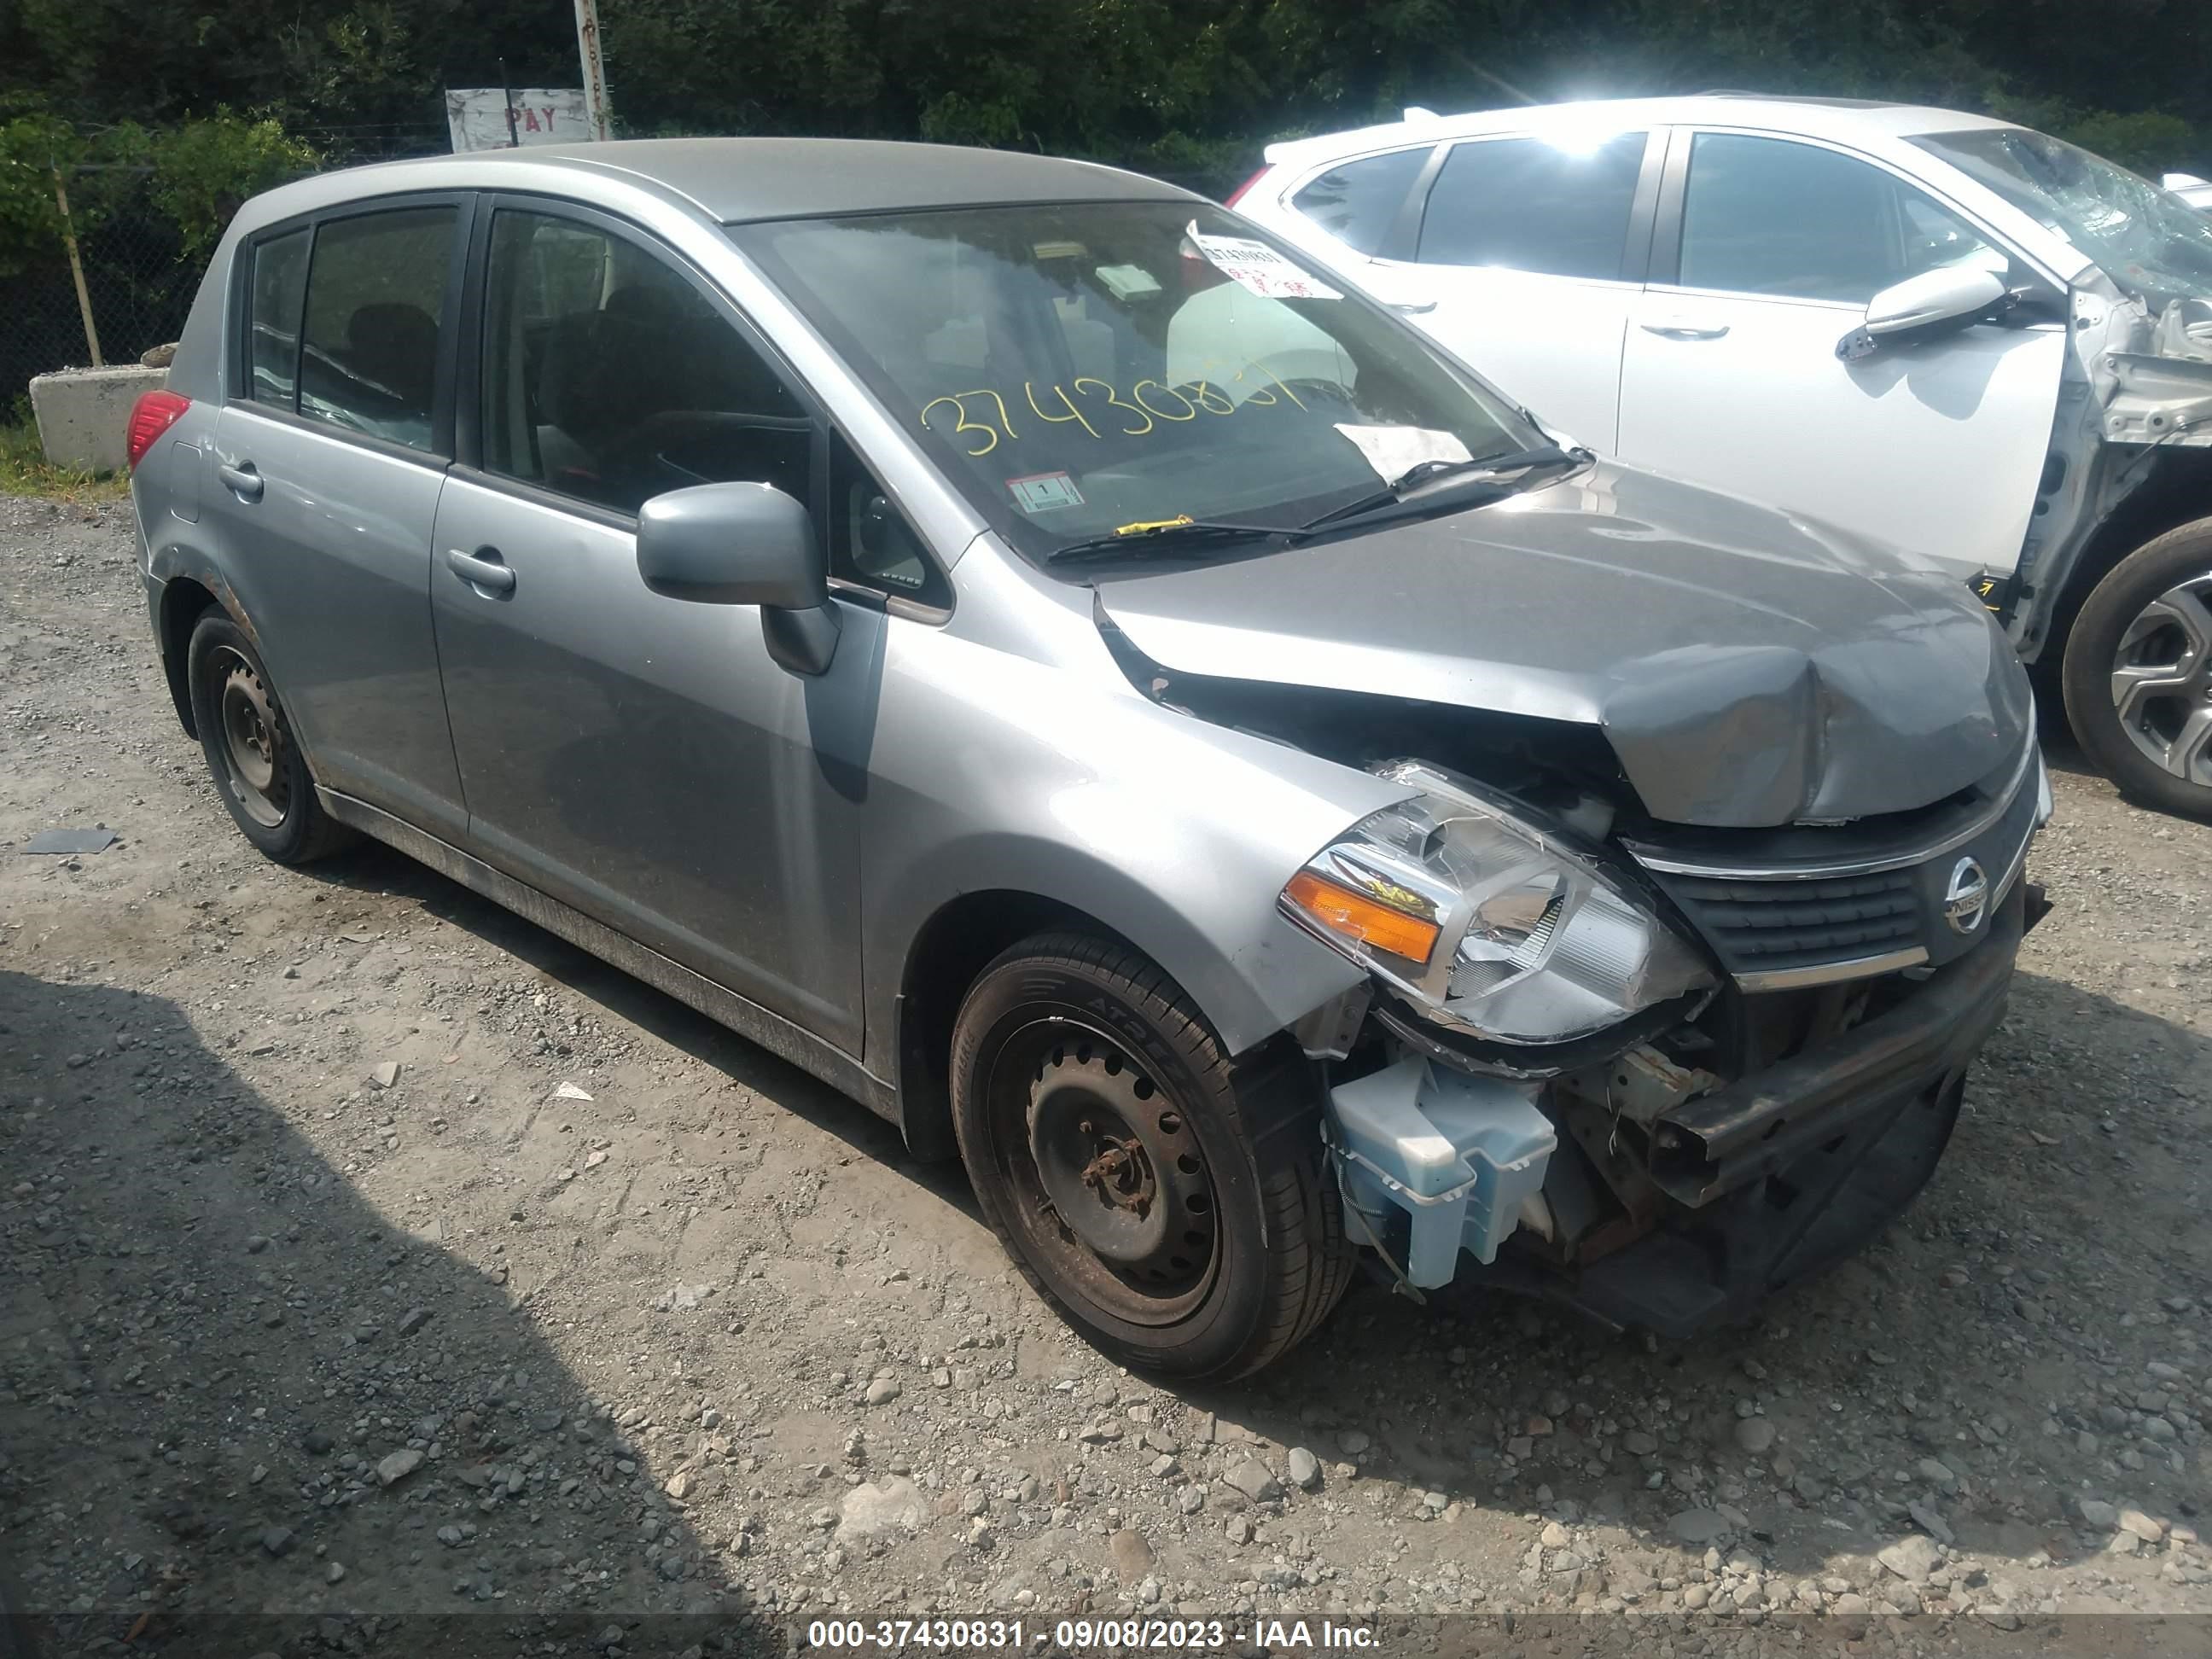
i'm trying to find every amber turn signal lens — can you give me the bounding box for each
[1284,870,1441,964]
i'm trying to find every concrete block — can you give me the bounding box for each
[28,364,169,474]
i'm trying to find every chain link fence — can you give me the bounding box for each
[3,167,198,403]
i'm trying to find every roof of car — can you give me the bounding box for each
[1260,94,2018,166]
[333,137,1197,223]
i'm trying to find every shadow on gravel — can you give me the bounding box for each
[0,968,770,1657]
[296,841,973,1218]
[248,839,2209,1601]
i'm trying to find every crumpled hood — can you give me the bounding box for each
[1093,460,2034,829]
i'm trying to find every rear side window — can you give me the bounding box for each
[1676,133,2000,304]
[247,230,311,408]
[1417,132,1648,279]
[297,207,457,451]
[1290,148,1433,255]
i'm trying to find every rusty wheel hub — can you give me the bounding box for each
[1026,1041,1215,1288]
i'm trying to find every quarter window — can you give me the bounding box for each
[1677,133,2001,305]
[246,229,311,409]
[480,209,812,516]
[296,207,456,451]
[1416,132,1648,279]
[1290,148,1433,256]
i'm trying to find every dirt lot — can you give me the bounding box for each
[3,492,2212,1656]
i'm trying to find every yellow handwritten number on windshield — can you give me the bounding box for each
[920,390,1020,457]
[1073,377,1153,437]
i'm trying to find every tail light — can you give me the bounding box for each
[125,390,192,472]
[1223,167,1269,208]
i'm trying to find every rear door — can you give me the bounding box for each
[206,197,471,839]
[1350,128,1662,451]
[1615,129,2065,581]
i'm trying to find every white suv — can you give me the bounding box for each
[1232,95,2212,817]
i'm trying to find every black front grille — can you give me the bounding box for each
[1660,869,1920,975]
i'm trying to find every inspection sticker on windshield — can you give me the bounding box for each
[1007,471,1086,513]
[1186,222,1341,300]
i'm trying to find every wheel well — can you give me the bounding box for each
[159,578,220,737]
[894,889,1122,1163]
[2041,447,2212,667]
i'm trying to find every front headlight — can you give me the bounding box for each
[1280,760,1714,1045]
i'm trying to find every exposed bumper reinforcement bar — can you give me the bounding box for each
[1462,882,2041,1340]
[1649,880,2036,1207]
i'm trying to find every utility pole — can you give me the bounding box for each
[573,0,614,141]
[51,162,103,368]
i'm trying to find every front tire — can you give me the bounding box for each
[185,612,353,864]
[2064,519,2212,821]
[949,932,1353,1379]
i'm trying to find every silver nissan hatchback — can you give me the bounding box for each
[130,138,2048,1377]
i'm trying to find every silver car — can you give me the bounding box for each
[128,139,2047,1377]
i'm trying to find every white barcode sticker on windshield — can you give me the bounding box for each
[1008,471,1086,513]
[1186,223,1342,300]
[1333,424,1472,481]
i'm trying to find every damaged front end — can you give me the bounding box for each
[2011,278,2212,660]
[1247,716,2052,1336]
[1276,735,2051,1336]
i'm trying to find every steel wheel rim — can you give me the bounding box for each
[2109,571,2212,785]
[984,1016,1220,1327]
[212,648,289,828]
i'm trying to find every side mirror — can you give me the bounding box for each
[637,480,840,674]
[1837,266,2006,360]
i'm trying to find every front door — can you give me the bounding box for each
[428,201,871,1051]
[1353,128,1657,451]
[205,201,470,838]
[1616,130,2065,582]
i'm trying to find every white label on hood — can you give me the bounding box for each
[1333,423,1472,481]
[1187,223,1342,300]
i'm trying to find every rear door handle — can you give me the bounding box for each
[445,546,515,595]
[1640,319,1731,340]
[217,462,264,502]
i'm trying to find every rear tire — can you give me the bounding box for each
[185,612,354,864]
[949,931,1353,1379]
[2063,519,2212,821]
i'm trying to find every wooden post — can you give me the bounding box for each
[52,162,103,369]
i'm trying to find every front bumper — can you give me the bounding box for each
[1505,880,2035,1338]
[1335,878,2040,1340]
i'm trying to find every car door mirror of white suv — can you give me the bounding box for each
[637,480,841,675]
[1837,267,2008,361]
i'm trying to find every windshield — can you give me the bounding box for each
[1911,127,2212,304]
[730,201,1543,559]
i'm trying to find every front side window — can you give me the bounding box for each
[1416,132,1648,278]
[732,201,1539,561]
[246,228,311,408]
[1678,133,2002,305]
[480,209,812,515]
[1291,147,1433,256]
[1910,126,2212,305]
[297,207,456,451]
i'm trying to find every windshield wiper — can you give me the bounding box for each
[1299,444,1587,532]
[1045,517,1305,565]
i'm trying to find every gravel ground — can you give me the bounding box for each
[3,493,2212,1657]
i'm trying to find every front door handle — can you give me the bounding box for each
[1640,319,1731,340]
[445,546,515,595]
[217,461,264,503]
[1390,300,1439,315]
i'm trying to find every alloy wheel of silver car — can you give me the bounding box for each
[2108,571,2212,784]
